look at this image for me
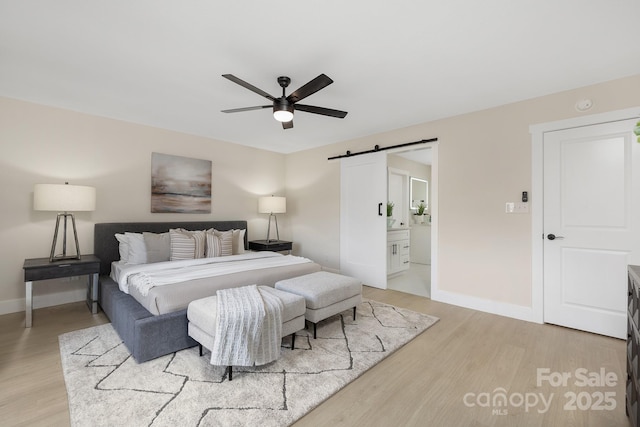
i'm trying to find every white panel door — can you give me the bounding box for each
[543,119,640,338]
[340,152,387,289]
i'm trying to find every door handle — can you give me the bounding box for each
[378,203,383,216]
[547,234,565,241]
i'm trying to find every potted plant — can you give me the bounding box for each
[414,202,426,224]
[386,201,394,216]
[386,202,395,227]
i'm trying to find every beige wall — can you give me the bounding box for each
[286,74,640,312]
[3,74,639,318]
[0,97,287,313]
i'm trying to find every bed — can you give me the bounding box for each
[94,221,321,362]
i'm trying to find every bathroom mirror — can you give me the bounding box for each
[410,177,428,210]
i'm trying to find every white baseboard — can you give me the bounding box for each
[0,289,86,316]
[431,288,540,324]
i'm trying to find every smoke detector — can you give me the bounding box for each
[575,99,593,112]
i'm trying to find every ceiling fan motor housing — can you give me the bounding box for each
[274,97,293,113]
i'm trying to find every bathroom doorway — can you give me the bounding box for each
[386,147,434,298]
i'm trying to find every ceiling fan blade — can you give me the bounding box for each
[221,105,272,113]
[222,74,276,101]
[282,120,293,130]
[286,74,333,103]
[295,104,348,118]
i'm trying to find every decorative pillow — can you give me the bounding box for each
[183,229,206,258]
[169,229,195,261]
[115,233,130,262]
[232,229,246,254]
[207,228,245,255]
[169,229,206,260]
[143,232,170,263]
[125,232,147,264]
[206,230,233,257]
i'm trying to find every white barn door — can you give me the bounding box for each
[340,152,387,289]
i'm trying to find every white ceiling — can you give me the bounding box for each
[1,1,639,154]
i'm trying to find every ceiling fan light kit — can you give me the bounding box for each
[273,98,294,122]
[222,73,347,129]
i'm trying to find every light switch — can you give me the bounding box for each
[505,202,515,213]
[505,202,529,214]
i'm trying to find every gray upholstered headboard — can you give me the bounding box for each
[93,221,248,276]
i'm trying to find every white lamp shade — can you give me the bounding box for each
[34,184,96,212]
[258,196,286,214]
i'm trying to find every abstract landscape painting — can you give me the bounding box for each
[151,152,211,213]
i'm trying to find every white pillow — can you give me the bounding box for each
[115,233,129,262]
[125,232,147,264]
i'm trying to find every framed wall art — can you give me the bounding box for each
[151,152,212,213]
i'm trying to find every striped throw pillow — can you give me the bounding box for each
[169,229,206,260]
[206,230,233,257]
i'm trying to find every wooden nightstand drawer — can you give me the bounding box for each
[24,258,100,281]
[248,240,292,253]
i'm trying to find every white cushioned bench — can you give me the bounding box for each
[187,286,306,379]
[275,271,362,339]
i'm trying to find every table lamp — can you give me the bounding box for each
[34,182,96,261]
[258,196,286,242]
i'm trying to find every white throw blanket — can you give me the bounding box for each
[210,285,283,367]
[116,252,311,296]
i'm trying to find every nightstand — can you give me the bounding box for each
[23,254,101,327]
[248,240,293,254]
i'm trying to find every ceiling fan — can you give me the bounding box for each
[221,74,348,129]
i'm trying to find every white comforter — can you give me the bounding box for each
[116,252,312,296]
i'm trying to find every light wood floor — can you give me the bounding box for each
[0,288,630,427]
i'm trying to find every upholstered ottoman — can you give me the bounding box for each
[187,286,306,378]
[275,271,362,339]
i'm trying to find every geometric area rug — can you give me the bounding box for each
[59,300,439,427]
